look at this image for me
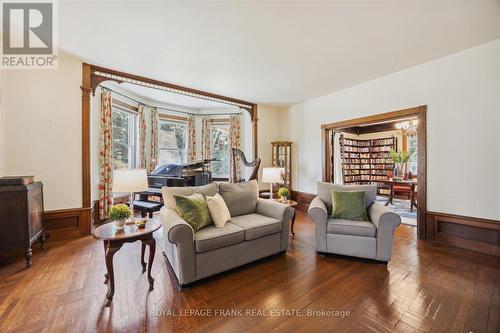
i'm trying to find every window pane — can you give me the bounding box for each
[211,124,230,178]
[408,135,417,174]
[112,109,130,169]
[159,120,187,165]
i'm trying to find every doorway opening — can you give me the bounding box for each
[322,106,427,239]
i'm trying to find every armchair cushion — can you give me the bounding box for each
[229,213,282,240]
[327,219,376,237]
[317,182,377,212]
[219,180,259,217]
[194,223,244,253]
[331,190,369,221]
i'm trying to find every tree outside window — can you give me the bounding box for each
[158,120,187,165]
[112,108,137,169]
[211,123,230,178]
[407,135,417,174]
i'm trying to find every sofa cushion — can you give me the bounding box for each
[194,223,244,253]
[317,182,377,212]
[162,183,217,210]
[327,219,376,237]
[174,193,212,232]
[229,213,282,240]
[219,180,259,217]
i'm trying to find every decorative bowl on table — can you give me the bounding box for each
[135,219,147,229]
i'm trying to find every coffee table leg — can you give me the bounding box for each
[141,242,147,273]
[291,209,296,236]
[103,241,109,283]
[105,242,121,306]
[144,237,156,290]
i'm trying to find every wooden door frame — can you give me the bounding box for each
[81,63,258,211]
[321,106,427,239]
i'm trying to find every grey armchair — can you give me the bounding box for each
[308,182,401,262]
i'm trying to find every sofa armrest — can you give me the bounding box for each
[159,207,195,285]
[368,203,401,261]
[256,199,294,251]
[256,198,292,221]
[308,196,328,252]
[160,207,195,244]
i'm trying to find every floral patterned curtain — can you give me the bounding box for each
[187,115,196,163]
[229,114,241,183]
[149,107,159,172]
[201,116,212,169]
[99,89,113,220]
[137,104,147,169]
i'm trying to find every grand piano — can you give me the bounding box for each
[140,159,213,201]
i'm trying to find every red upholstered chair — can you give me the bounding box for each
[392,185,412,199]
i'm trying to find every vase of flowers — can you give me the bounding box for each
[109,204,132,230]
[277,187,290,203]
[389,149,413,180]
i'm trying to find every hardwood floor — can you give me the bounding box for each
[1,211,499,333]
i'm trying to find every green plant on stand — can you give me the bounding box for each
[277,187,290,203]
[109,204,132,230]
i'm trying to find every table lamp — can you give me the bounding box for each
[112,169,148,218]
[261,167,284,199]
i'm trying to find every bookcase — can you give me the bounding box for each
[339,134,397,188]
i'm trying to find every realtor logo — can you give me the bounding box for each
[1,0,58,69]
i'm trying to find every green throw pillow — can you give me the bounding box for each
[331,191,369,221]
[174,192,212,231]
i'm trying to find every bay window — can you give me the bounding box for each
[158,119,188,165]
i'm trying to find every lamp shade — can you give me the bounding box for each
[261,167,284,183]
[112,169,148,193]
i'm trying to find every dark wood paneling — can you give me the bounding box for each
[291,190,316,212]
[43,207,91,242]
[426,211,500,257]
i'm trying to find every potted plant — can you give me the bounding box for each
[277,187,290,203]
[389,149,414,179]
[109,204,132,229]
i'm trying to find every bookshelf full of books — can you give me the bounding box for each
[339,134,397,187]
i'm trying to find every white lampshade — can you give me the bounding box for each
[112,169,148,193]
[262,167,284,184]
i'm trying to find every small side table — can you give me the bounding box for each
[92,218,162,306]
[273,199,298,236]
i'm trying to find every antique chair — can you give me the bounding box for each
[308,182,401,262]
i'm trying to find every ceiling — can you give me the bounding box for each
[59,1,500,106]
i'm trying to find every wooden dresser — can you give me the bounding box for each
[0,181,45,267]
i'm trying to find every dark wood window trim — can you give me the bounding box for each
[321,106,427,240]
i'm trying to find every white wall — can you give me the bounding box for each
[1,52,83,210]
[257,104,285,190]
[282,39,500,220]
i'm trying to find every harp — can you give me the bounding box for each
[232,148,261,182]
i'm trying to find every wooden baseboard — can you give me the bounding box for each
[43,207,92,242]
[425,211,500,257]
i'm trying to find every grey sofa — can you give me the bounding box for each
[158,180,295,287]
[308,182,401,262]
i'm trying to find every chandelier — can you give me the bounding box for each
[395,119,418,136]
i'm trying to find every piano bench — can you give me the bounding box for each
[133,200,164,218]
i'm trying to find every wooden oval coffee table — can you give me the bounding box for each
[92,218,162,306]
[272,199,298,236]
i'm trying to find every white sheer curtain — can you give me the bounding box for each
[333,131,343,184]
